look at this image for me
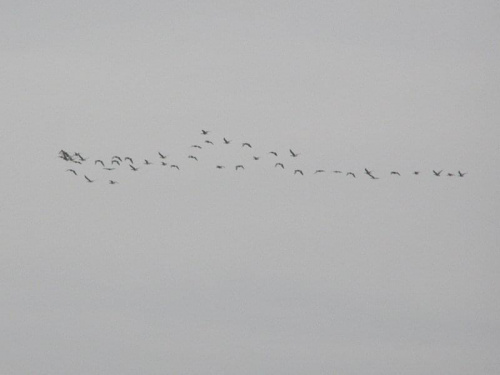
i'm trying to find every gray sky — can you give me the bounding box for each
[1,1,500,374]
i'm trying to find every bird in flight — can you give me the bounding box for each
[111,160,120,165]
[201,130,210,135]
[364,168,378,179]
[95,160,104,167]
[433,170,443,176]
[103,167,115,171]
[458,171,467,177]
[158,152,167,159]
[125,157,134,164]
[74,153,87,161]
[294,169,304,175]
[390,171,400,176]
[216,165,225,169]
[275,163,284,169]
[253,156,260,160]
[84,175,95,183]
[223,138,231,144]
[346,172,356,178]
[414,171,420,175]
[112,156,122,162]
[109,180,118,185]
[289,149,300,157]
[161,162,168,166]
[188,155,198,161]
[269,151,278,156]
[66,169,77,175]
[447,173,455,177]
[242,143,252,148]
[314,170,325,174]
[191,145,202,149]
[144,159,153,165]
[205,140,214,145]
[129,164,139,171]
[333,170,343,174]
[235,165,245,170]
[170,164,180,170]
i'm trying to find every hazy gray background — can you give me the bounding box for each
[1,1,500,374]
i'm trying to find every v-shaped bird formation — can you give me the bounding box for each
[58,130,468,185]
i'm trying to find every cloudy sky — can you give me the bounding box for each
[1,1,500,374]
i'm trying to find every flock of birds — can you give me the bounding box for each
[59,130,467,184]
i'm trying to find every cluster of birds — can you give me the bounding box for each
[59,130,468,184]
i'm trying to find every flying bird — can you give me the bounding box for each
[66,169,77,175]
[188,155,198,161]
[158,152,167,159]
[235,165,245,170]
[433,170,443,176]
[191,145,202,149]
[458,171,467,177]
[275,163,284,169]
[161,162,168,166]
[144,159,153,165]
[346,172,356,178]
[111,160,120,165]
[269,151,278,156]
[314,170,325,174]
[333,170,342,174]
[414,171,420,175]
[289,149,300,157]
[390,171,400,176]
[216,165,225,169]
[95,160,104,167]
[109,180,118,185]
[253,156,260,160]
[170,165,180,170]
[129,164,139,171]
[103,167,115,171]
[74,153,87,161]
[125,157,134,164]
[447,173,455,177]
[294,169,304,175]
[201,130,210,135]
[223,138,231,144]
[112,156,122,161]
[84,175,94,183]
[205,140,214,145]
[242,143,252,148]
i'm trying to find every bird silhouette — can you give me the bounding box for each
[346,172,356,178]
[201,130,210,135]
[433,170,443,176]
[188,155,198,161]
[447,173,455,177]
[109,180,118,185]
[84,175,94,183]
[414,171,420,175]
[125,157,134,164]
[458,171,467,177]
[112,156,122,161]
[129,164,139,171]
[235,165,245,170]
[289,149,300,157]
[294,169,304,175]
[253,156,260,160]
[333,170,343,174]
[216,165,225,169]
[95,160,104,167]
[144,159,153,165]
[390,171,400,176]
[170,164,180,170]
[74,153,87,161]
[223,138,231,144]
[161,162,168,166]
[314,170,325,174]
[275,163,285,169]
[103,167,115,171]
[242,143,252,148]
[158,152,167,159]
[205,140,214,145]
[191,145,202,149]
[269,151,278,156]
[66,169,77,175]
[111,160,120,165]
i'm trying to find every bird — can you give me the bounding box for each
[112,156,122,161]
[269,151,278,156]
[289,149,300,157]
[433,170,443,176]
[201,129,210,135]
[235,165,245,170]
[333,170,343,174]
[109,180,118,185]
[242,143,252,148]
[191,145,202,149]
[216,165,225,169]
[447,173,455,177]
[253,156,260,160]
[144,159,153,165]
[72,160,82,164]
[84,175,94,183]
[414,171,420,175]
[161,162,168,166]
[275,163,285,169]
[188,155,198,161]
[129,164,139,171]
[294,169,304,175]
[314,170,325,174]
[458,171,467,177]
[111,160,120,165]
[66,169,77,175]
[223,138,231,144]
[205,140,214,145]
[103,167,115,171]
[124,157,134,164]
[364,168,377,179]
[95,160,104,167]
[390,171,400,176]
[346,172,356,178]
[170,164,180,170]
[74,152,87,161]
[158,152,167,159]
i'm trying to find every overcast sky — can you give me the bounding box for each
[1,1,500,374]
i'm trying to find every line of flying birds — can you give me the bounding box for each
[59,129,467,184]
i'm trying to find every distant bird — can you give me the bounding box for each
[275,163,285,169]
[414,171,420,175]
[112,156,122,161]
[253,156,260,160]
[158,152,167,159]
[109,180,118,185]
[188,155,198,161]
[242,143,252,148]
[66,169,77,175]
[269,151,278,156]
[201,129,210,135]
[314,170,325,174]
[84,175,94,183]
[191,145,202,149]
[346,172,356,178]
[390,171,400,176]
[447,173,455,177]
[161,162,168,166]
[129,164,139,171]
[95,160,104,167]
[125,157,134,164]
[364,168,378,179]
[72,160,82,164]
[289,149,300,157]
[111,160,120,165]
[458,171,467,177]
[216,165,225,169]
[235,165,245,170]
[170,164,180,170]
[74,153,87,161]
[205,140,214,145]
[223,138,231,144]
[433,170,443,176]
[144,159,153,165]
[103,167,115,171]
[333,170,343,174]
[294,169,304,175]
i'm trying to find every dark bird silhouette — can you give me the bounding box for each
[66,169,77,175]
[458,171,467,177]
[346,172,356,178]
[269,151,278,156]
[144,159,153,165]
[84,175,94,183]
[333,170,343,174]
[414,171,420,175]
[201,130,210,135]
[103,167,115,171]
[158,152,167,159]
[74,153,87,161]
[125,157,134,164]
[161,161,168,166]
[294,169,304,175]
[364,168,378,179]
[191,145,202,149]
[129,164,139,171]
[390,171,400,176]
[109,180,118,185]
[242,143,252,148]
[95,160,104,167]
[253,156,260,160]
[111,160,120,165]
[223,138,231,144]
[289,149,300,157]
[216,165,225,169]
[188,155,198,161]
[314,170,325,174]
[235,165,245,170]
[170,164,180,170]
[433,170,443,176]
[112,156,122,161]
[275,163,285,169]
[72,160,82,164]
[205,140,214,145]
[447,173,455,177]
